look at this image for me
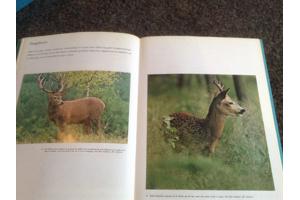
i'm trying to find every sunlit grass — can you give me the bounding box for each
[16,124,127,144]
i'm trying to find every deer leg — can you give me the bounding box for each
[57,123,66,141]
[91,119,102,135]
[209,138,220,154]
[90,119,97,135]
[84,120,92,135]
[83,121,88,134]
[96,119,103,135]
[88,120,93,135]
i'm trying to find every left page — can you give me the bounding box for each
[16,32,140,200]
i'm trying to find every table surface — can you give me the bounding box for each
[16,0,282,146]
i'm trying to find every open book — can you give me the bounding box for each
[16,32,282,200]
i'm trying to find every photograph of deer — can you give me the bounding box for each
[146,74,274,190]
[164,80,246,154]
[37,74,105,137]
[17,71,130,144]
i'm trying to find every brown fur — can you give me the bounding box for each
[47,93,105,135]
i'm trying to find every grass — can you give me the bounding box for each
[146,75,274,190]
[16,124,127,144]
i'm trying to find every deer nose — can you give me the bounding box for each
[239,109,246,114]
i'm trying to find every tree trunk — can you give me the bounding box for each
[205,75,218,94]
[233,75,247,101]
[177,75,184,88]
[196,75,204,85]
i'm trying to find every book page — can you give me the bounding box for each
[135,36,282,200]
[16,32,139,200]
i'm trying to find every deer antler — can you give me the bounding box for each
[37,74,53,93]
[57,73,66,93]
[37,73,68,93]
[213,80,224,92]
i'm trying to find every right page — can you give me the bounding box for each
[135,36,282,200]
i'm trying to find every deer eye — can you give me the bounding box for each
[225,102,233,107]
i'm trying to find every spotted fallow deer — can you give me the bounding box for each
[37,74,105,136]
[164,80,246,154]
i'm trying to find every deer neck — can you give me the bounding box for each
[48,102,62,116]
[205,107,226,138]
[49,101,61,108]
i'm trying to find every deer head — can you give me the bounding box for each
[37,74,66,105]
[213,80,245,116]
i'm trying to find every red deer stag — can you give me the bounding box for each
[163,80,245,154]
[37,74,105,138]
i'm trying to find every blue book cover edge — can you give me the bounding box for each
[259,40,283,165]
[17,0,32,12]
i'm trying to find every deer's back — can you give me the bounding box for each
[170,112,206,132]
[163,112,209,153]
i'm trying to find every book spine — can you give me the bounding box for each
[16,38,22,59]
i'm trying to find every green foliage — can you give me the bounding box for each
[162,116,179,149]
[146,75,274,190]
[16,71,130,143]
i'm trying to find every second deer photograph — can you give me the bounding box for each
[17,71,130,144]
[146,74,274,190]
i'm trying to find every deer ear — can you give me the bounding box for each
[219,88,230,99]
